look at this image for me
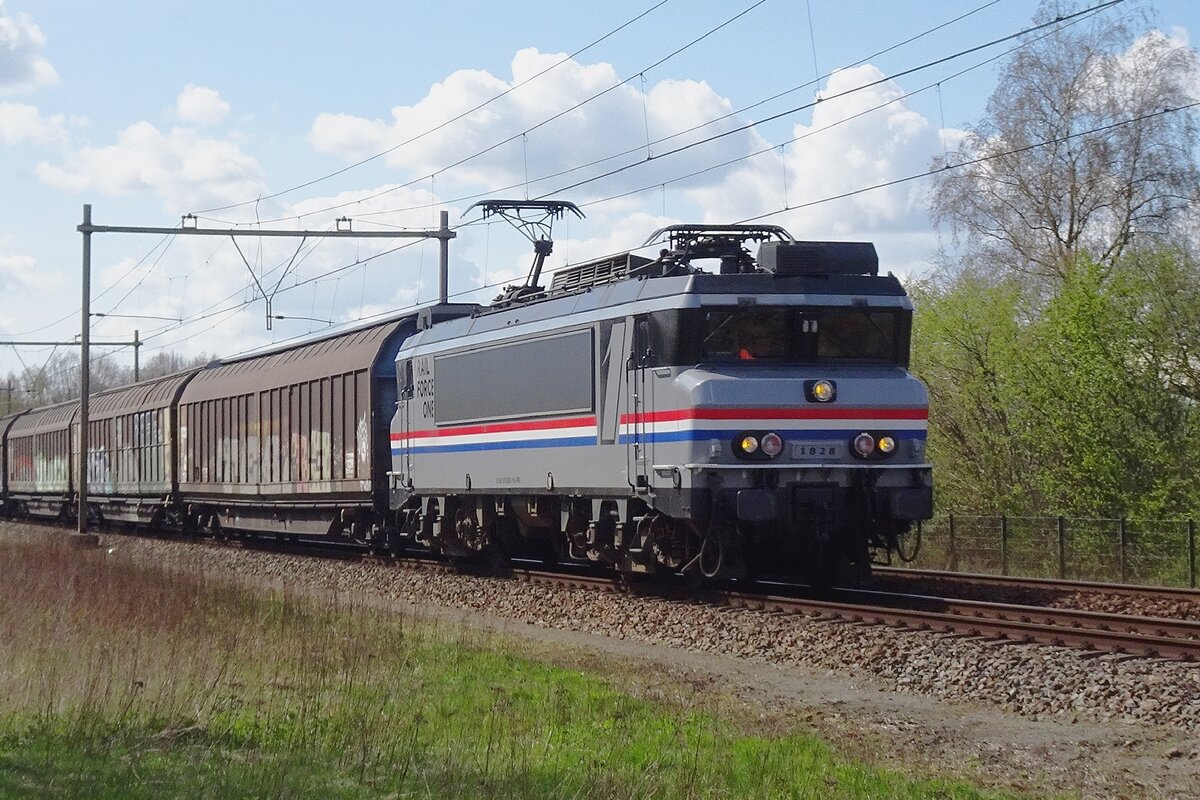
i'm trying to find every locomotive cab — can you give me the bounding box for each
[627,298,932,581]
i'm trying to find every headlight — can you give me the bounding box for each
[733,431,784,460]
[760,432,784,458]
[851,430,899,459]
[805,379,836,403]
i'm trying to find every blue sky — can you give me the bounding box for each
[1,0,1197,376]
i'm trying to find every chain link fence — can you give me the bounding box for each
[898,514,1199,588]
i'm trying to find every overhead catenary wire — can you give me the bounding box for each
[574,12,1083,212]
[368,1,1114,223]
[256,0,1065,229]
[24,95,1198,388]
[107,236,501,364]
[110,94,1200,364]
[193,0,676,215]
[15,0,1142,380]
[96,232,180,316]
[83,218,497,367]
[733,100,1200,225]
[199,0,773,228]
[111,211,477,350]
[107,228,453,350]
[537,0,1127,199]
[69,0,1131,359]
[5,230,179,337]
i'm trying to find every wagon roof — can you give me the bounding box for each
[8,400,78,436]
[88,369,204,420]
[180,319,409,402]
[0,410,29,439]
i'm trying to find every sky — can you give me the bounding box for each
[1,0,1198,378]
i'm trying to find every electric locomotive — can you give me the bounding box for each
[388,209,931,582]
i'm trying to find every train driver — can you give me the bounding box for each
[733,315,782,360]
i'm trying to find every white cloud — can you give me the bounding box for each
[1167,26,1200,103]
[0,253,36,290]
[303,48,950,281]
[684,65,944,276]
[309,48,759,201]
[0,252,62,296]
[0,101,67,144]
[1108,27,1200,106]
[176,84,230,126]
[35,120,266,212]
[8,51,963,368]
[0,1,57,94]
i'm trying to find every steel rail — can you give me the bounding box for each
[507,567,1200,661]
[717,589,1200,661]
[874,566,1200,600]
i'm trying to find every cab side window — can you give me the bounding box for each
[399,360,414,400]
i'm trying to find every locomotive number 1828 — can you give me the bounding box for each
[793,444,840,457]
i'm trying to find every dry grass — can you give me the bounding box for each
[0,533,1008,799]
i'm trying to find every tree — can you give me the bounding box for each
[1017,256,1200,517]
[1,349,214,411]
[912,248,1200,518]
[931,2,1200,285]
[918,2,1200,520]
[1127,248,1200,405]
[909,273,1042,513]
[138,350,216,381]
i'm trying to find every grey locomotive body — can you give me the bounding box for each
[388,227,932,580]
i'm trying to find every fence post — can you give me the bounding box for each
[1118,517,1127,583]
[1057,515,1066,580]
[948,514,957,571]
[1189,519,1196,589]
[1000,514,1008,576]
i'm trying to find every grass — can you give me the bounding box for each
[0,533,1015,799]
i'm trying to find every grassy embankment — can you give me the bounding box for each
[0,534,1011,799]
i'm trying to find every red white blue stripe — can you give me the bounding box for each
[392,415,598,454]
[392,407,926,454]
[618,407,927,444]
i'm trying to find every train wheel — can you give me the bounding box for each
[893,522,921,563]
[545,533,565,566]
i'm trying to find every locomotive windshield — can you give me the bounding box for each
[677,306,909,365]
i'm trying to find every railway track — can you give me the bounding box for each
[502,565,1200,661]
[874,565,1200,602]
[719,586,1200,661]
[15,522,1200,662]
